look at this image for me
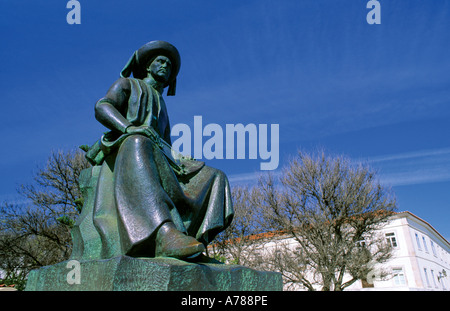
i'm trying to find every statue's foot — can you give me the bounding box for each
[155,222,205,259]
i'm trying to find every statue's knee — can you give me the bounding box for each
[204,166,226,181]
[122,134,153,150]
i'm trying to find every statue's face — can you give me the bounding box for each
[148,55,172,83]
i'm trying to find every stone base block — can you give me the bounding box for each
[25,256,282,291]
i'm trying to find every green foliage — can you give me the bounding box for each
[57,215,76,228]
[74,197,84,213]
[1,273,27,291]
[210,253,227,263]
[79,144,90,152]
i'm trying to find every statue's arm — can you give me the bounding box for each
[94,77,132,133]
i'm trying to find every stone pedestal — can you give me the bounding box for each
[25,256,282,291]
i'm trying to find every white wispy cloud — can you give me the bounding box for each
[228,170,283,186]
[361,148,450,187]
[365,147,450,164]
[228,148,450,188]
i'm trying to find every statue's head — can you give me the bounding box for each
[120,41,181,96]
[146,55,172,85]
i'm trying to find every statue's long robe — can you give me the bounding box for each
[82,78,233,259]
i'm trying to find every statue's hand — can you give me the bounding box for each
[126,125,160,143]
[125,125,151,135]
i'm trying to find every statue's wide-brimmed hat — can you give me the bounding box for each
[120,40,181,96]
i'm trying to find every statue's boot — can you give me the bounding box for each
[155,222,205,259]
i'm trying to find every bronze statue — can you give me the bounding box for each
[82,41,234,260]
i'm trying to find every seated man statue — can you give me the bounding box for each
[83,41,234,260]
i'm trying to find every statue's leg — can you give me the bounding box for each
[114,134,204,258]
[92,154,122,259]
[181,166,234,246]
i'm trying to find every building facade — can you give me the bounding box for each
[346,211,449,291]
[211,211,450,291]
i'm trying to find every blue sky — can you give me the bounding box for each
[1,1,449,240]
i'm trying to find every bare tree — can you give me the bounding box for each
[253,150,397,291]
[0,149,90,286]
[207,185,269,266]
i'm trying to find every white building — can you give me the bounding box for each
[346,211,449,291]
[212,211,450,291]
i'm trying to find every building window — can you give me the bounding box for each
[424,268,431,288]
[415,233,422,250]
[430,240,437,257]
[392,268,406,286]
[422,236,429,253]
[431,270,438,288]
[438,271,447,290]
[385,232,398,248]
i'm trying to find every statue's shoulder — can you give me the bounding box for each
[105,77,133,95]
[122,77,150,92]
[108,77,152,101]
[115,76,133,89]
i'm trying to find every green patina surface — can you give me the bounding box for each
[25,256,282,291]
